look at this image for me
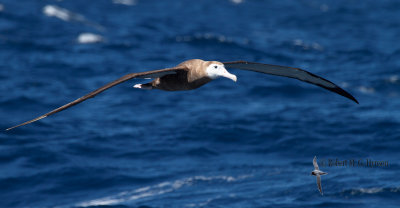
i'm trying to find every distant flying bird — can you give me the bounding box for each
[311,156,328,195]
[6,59,358,130]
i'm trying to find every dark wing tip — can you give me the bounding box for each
[330,86,359,104]
[6,115,47,131]
[6,124,24,131]
[303,70,359,104]
[311,78,359,104]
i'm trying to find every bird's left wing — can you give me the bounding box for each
[317,175,323,195]
[6,67,187,131]
[224,61,358,104]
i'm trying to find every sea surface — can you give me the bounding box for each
[1,0,399,207]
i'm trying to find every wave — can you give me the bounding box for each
[342,187,400,196]
[75,175,251,207]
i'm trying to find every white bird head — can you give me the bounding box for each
[206,62,237,82]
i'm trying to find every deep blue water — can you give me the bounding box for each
[1,0,400,207]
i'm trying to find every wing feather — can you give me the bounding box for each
[224,61,358,104]
[313,156,319,170]
[6,67,186,130]
[317,175,323,195]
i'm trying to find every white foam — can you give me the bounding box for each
[350,187,400,195]
[320,4,329,12]
[389,75,398,83]
[340,82,349,88]
[43,5,79,21]
[43,5,105,31]
[293,39,303,46]
[358,86,375,94]
[77,33,103,44]
[293,39,323,51]
[311,42,324,51]
[186,195,222,207]
[176,33,233,44]
[231,0,244,4]
[351,187,383,195]
[112,0,137,6]
[77,175,250,207]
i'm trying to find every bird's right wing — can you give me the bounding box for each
[317,175,323,195]
[6,67,187,131]
[313,156,319,170]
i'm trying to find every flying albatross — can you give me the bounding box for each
[6,59,358,130]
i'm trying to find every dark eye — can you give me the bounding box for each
[214,65,218,69]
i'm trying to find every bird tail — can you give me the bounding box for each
[133,83,153,90]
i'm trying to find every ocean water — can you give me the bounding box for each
[1,0,400,207]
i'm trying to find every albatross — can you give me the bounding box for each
[6,59,358,130]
